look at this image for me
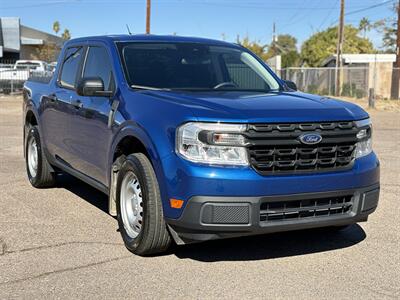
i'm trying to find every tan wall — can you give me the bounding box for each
[368,62,397,99]
[20,44,60,62]
[19,45,37,60]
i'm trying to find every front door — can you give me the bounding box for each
[68,44,117,185]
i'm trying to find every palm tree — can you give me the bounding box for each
[61,29,71,40]
[53,21,60,35]
[359,17,371,38]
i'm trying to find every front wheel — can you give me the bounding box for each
[116,153,171,255]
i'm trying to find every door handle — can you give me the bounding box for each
[71,100,83,109]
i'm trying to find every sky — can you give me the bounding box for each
[0,0,396,49]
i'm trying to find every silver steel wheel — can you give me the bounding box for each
[120,171,144,238]
[27,136,38,178]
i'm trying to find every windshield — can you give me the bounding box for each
[118,42,281,92]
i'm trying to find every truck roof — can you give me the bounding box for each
[66,34,237,47]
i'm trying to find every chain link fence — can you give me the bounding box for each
[0,62,55,94]
[281,67,400,101]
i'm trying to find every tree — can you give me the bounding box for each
[281,50,300,68]
[236,34,300,67]
[266,34,300,68]
[62,29,71,40]
[33,43,59,62]
[53,21,60,35]
[236,35,268,61]
[374,3,398,53]
[359,17,371,38]
[267,34,297,56]
[301,25,375,67]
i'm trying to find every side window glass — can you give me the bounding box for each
[83,46,114,91]
[59,47,83,88]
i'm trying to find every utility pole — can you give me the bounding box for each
[335,0,345,96]
[391,0,400,99]
[146,0,151,34]
[272,22,276,43]
[272,22,277,55]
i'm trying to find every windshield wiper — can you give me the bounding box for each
[131,84,171,91]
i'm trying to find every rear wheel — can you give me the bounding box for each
[116,153,171,255]
[25,125,56,187]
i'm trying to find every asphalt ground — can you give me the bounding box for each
[0,95,399,299]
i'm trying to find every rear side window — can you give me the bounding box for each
[59,47,83,88]
[83,46,115,91]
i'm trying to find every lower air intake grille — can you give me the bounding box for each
[201,203,250,224]
[260,195,353,222]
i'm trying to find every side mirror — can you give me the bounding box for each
[76,77,113,97]
[284,80,297,91]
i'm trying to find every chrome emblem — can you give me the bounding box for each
[299,133,322,145]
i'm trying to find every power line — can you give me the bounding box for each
[328,0,395,28]
[317,0,339,31]
[345,0,396,16]
[279,0,313,30]
[1,0,389,10]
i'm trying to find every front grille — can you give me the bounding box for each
[245,121,358,175]
[260,195,353,222]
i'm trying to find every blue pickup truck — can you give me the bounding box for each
[23,35,380,255]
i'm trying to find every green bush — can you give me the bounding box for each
[320,88,330,96]
[306,84,319,94]
[341,83,366,98]
[355,89,365,99]
[341,83,355,97]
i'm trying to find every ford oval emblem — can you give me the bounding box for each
[299,133,322,145]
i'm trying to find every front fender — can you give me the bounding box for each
[108,122,172,212]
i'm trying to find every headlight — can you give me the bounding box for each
[355,118,372,158]
[176,122,249,166]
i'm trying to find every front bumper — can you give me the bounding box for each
[166,183,380,244]
[160,152,379,219]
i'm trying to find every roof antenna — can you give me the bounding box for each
[126,24,132,35]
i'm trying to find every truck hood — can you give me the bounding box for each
[142,90,369,123]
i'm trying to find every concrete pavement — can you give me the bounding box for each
[0,96,399,299]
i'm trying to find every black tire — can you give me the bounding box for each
[25,125,56,188]
[116,153,171,256]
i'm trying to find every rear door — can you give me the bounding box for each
[67,43,116,184]
[40,46,85,164]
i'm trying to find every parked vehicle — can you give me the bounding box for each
[23,35,380,255]
[0,64,13,72]
[48,62,57,73]
[1,60,51,93]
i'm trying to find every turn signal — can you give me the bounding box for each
[170,199,184,209]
